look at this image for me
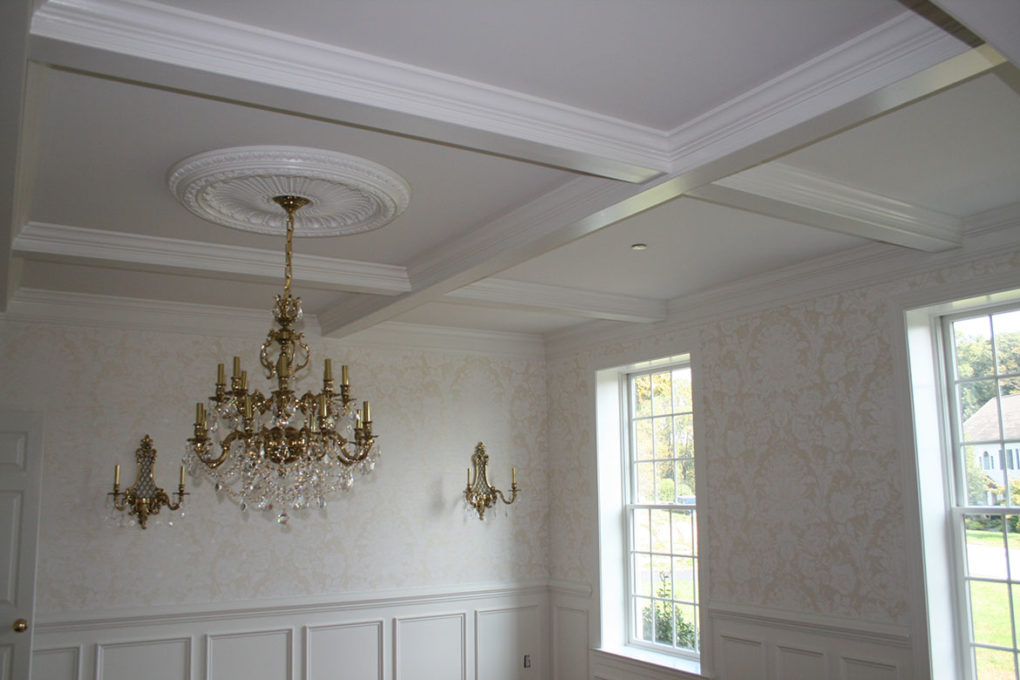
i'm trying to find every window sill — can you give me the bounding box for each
[592,645,704,679]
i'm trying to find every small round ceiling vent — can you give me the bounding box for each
[167,145,411,237]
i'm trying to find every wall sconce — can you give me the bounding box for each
[465,442,518,520]
[108,435,187,529]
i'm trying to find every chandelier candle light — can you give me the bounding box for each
[184,195,378,523]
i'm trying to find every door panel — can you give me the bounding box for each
[0,412,42,680]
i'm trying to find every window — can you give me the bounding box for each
[626,364,699,656]
[942,305,1020,678]
[594,353,704,674]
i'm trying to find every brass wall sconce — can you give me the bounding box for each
[108,435,187,529]
[465,442,518,519]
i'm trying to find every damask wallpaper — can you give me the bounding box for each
[0,323,550,615]
[547,243,1020,628]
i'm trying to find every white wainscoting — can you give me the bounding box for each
[31,584,548,680]
[549,582,915,680]
[709,603,913,680]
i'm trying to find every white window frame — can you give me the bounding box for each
[940,304,1020,679]
[594,353,709,678]
[903,285,1020,680]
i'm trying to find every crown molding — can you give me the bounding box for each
[13,221,411,295]
[29,0,668,181]
[338,321,544,360]
[28,3,975,186]
[545,204,1020,359]
[703,161,962,252]
[0,287,546,358]
[2,287,296,337]
[665,11,973,174]
[448,278,665,324]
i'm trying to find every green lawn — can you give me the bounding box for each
[968,529,1018,679]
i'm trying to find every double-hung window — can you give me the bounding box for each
[595,354,703,673]
[942,305,1020,679]
[626,364,699,655]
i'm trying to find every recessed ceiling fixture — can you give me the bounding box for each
[631,242,648,251]
[170,146,410,522]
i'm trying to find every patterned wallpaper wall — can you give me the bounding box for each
[0,324,549,616]
[547,244,1020,627]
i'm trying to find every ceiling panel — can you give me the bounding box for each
[148,0,906,128]
[781,72,1020,216]
[498,197,868,301]
[27,67,573,264]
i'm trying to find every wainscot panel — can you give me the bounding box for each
[31,583,548,680]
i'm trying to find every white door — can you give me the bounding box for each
[0,411,42,680]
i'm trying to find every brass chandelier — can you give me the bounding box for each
[184,195,378,522]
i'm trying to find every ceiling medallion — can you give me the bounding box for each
[167,145,410,237]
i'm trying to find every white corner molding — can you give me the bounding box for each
[665,10,975,174]
[700,162,963,252]
[13,221,411,295]
[29,0,669,182]
[3,287,313,338]
[446,278,666,324]
[338,321,545,359]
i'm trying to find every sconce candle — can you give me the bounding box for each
[108,435,187,529]
[464,442,519,520]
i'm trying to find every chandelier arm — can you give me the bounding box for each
[336,439,373,465]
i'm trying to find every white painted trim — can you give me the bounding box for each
[340,321,545,360]
[545,202,1020,359]
[29,0,669,180]
[13,221,411,295]
[96,636,192,680]
[393,612,467,680]
[34,580,552,633]
[2,287,293,338]
[707,602,911,648]
[206,628,292,680]
[447,278,666,323]
[547,580,593,598]
[303,620,384,680]
[710,162,962,251]
[665,11,973,174]
[0,288,548,357]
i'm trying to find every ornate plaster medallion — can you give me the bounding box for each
[167,145,411,237]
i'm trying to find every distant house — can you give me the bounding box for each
[966,393,1020,504]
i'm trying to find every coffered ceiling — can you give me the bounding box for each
[2,0,1018,343]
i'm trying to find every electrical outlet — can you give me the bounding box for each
[523,654,531,669]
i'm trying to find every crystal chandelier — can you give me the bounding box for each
[184,195,378,522]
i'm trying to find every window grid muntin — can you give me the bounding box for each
[944,305,1020,680]
[625,363,698,657]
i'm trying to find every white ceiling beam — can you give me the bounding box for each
[931,0,1020,67]
[446,278,666,324]
[28,0,667,183]
[664,10,973,176]
[318,44,1007,337]
[0,0,33,311]
[692,162,963,252]
[13,221,411,295]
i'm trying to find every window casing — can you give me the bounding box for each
[623,361,699,657]
[941,304,1020,679]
